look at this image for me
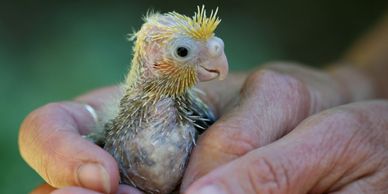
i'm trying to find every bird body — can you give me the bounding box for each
[99,6,228,194]
[104,89,213,193]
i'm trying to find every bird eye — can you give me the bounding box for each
[170,38,197,61]
[176,46,189,58]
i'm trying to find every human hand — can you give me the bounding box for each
[181,63,385,193]
[183,100,388,194]
[19,87,144,194]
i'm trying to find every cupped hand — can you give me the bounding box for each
[184,100,388,194]
[19,87,143,194]
[181,62,382,193]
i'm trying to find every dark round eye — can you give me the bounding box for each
[176,47,189,58]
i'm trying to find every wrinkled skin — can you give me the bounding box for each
[182,65,388,194]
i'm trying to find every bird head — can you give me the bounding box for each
[127,5,228,97]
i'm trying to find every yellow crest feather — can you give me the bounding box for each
[132,5,221,43]
[191,5,221,40]
[168,5,221,40]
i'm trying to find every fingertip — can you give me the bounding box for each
[50,187,103,194]
[44,132,120,193]
[31,183,56,194]
[180,146,213,192]
[84,150,121,194]
[182,162,229,194]
[180,122,249,192]
[186,184,227,194]
[117,184,144,194]
[76,163,112,194]
[101,151,121,193]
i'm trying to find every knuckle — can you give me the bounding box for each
[319,106,363,129]
[201,121,259,158]
[304,106,373,166]
[241,68,311,126]
[243,68,309,102]
[19,103,55,155]
[308,107,363,144]
[246,156,290,194]
[218,126,259,155]
[262,61,307,74]
[19,102,65,149]
[243,69,280,94]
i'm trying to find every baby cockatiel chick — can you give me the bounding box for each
[103,6,228,194]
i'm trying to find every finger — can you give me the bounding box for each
[116,185,145,194]
[330,178,387,194]
[181,63,374,190]
[30,184,144,194]
[185,100,388,194]
[75,86,123,112]
[75,86,123,131]
[182,67,316,189]
[50,187,104,194]
[30,183,56,194]
[49,185,144,194]
[197,72,248,114]
[19,102,119,193]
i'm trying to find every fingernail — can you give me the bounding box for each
[77,163,111,193]
[196,185,226,194]
[84,104,98,123]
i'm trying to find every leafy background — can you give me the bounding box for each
[0,0,387,193]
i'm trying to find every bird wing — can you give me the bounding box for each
[183,88,216,135]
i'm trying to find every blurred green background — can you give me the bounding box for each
[0,0,387,193]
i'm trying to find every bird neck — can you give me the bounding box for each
[143,66,197,98]
[126,59,197,99]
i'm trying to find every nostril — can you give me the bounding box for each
[208,37,224,57]
[214,44,220,53]
[211,44,220,56]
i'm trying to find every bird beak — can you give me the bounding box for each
[197,37,229,81]
[197,54,228,81]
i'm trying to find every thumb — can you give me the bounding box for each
[184,134,322,194]
[19,102,119,193]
